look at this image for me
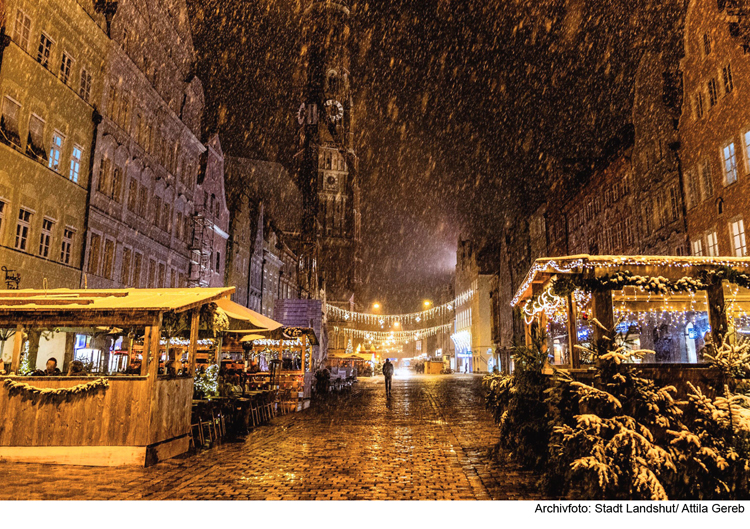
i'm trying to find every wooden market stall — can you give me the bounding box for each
[0,287,234,466]
[512,255,750,387]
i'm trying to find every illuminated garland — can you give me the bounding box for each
[3,377,109,398]
[333,322,453,345]
[326,288,475,325]
[511,255,750,307]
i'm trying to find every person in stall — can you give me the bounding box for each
[44,357,62,376]
[67,360,87,376]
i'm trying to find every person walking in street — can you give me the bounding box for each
[383,358,394,397]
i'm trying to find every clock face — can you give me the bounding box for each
[326,175,337,188]
[324,99,344,123]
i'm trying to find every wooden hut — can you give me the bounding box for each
[0,287,235,466]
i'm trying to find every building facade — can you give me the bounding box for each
[83,0,205,290]
[0,0,108,289]
[679,0,750,259]
[296,0,362,309]
[452,237,494,373]
[190,133,229,288]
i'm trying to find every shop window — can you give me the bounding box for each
[48,132,64,172]
[61,228,74,265]
[37,33,53,68]
[38,218,53,258]
[13,10,31,52]
[722,142,738,185]
[1,96,21,147]
[730,218,747,257]
[69,145,82,183]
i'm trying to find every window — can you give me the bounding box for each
[121,247,132,286]
[175,211,183,240]
[1,96,21,146]
[15,209,32,251]
[61,228,74,264]
[158,263,165,287]
[112,166,123,201]
[730,218,747,257]
[700,160,714,199]
[133,252,143,288]
[685,168,699,208]
[37,33,53,68]
[103,239,115,279]
[97,157,111,194]
[722,142,738,185]
[694,92,704,119]
[703,33,711,56]
[692,239,704,257]
[48,132,64,172]
[87,233,101,274]
[708,78,719,107]
[669,186,679,222]
[706,229,719,257]
[59,52,73,85]
[69,145,82,183]
[79,68,92,103]
[13,10,31,51]
[723,64,734,95]
[127,178,138,212]
[138,186,148,216]
[148,259,156,288]
[624,217,633,246]
[0,202,6,237]
[38,218,53,258]
[27,114,46,159]
[153,196,161,227]
[216,251,221,273]
[163,204,171,233]
[119,92,130,130]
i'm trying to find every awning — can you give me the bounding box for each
[215,298,283,332]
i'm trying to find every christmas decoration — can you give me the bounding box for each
[3,377,109,398]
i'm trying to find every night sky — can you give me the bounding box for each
[187,0,684,312]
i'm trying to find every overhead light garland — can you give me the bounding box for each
[332,322,453,345]
[326,288,475,325]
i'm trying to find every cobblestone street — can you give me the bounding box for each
[0,374,543,500]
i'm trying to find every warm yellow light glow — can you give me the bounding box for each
[424,300,431,307]
[394,321,400,327]
[373,302,381,310]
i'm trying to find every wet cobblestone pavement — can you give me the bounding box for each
[0,374,544,500]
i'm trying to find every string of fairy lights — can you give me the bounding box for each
[332,322,454,346]
[326,288,475,326]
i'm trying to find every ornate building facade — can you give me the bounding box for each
[295,0,362,309]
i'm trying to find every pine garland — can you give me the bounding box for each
[550,265,750,297]
[3,377,109,398]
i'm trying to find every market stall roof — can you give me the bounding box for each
[512,255,750,307]
[215,297,283,332]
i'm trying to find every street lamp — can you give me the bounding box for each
[423,300,431,307]
[373,302,381,310]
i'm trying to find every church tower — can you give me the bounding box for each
[295,1,362,308]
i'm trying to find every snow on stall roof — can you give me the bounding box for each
[511,255,750,307]
[0,287,235,313]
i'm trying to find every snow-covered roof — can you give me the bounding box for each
[512,255,750,307]
[0,288,235,314]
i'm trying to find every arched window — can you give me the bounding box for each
[327,70,338,93]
